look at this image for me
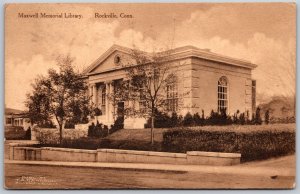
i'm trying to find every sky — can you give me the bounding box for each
[5,3,296,110]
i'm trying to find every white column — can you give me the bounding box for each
[89,84,93,106]
[91,84,97,106]
[109,81,114,123]
[105,81,110,123]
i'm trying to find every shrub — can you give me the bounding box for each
[89,122,108,138]
[154,111,171,128]
[39,137,162,151]
[94,107,102,116]
[5,126,28,140]
[265,110,270,124]
[145,109,171,128]
[143,108,266,128]
[36,128,60,144]
[239,113,245,125]
[193,112,205,126]
[25,127,31,140]
[206,109,233,125]
[270,116,295,124]
[64,121,75,129]
[88,122,96,137]
[162,127,295,162]
[170,112,180,127]
[98,139,162,151]
[38,120,56,128]
[183,112,194,126]
[254,107,263,125]
[110,117,124,134]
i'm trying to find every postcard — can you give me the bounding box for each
[4,3,296,189]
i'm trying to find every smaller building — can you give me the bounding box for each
[5,108,31,130]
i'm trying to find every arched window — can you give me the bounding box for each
[218,76,228,113]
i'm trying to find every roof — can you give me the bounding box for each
[83,44,257,75]
[5,108,25,115]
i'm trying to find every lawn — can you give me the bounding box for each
[107,123,295,143]
[189,123,295,133]
[107,128,168,142]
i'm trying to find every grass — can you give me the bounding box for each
[189,123,295,133]
[107,123,295,143]
[107,128,168,142]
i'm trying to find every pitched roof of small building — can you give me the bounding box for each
[5,108,29,118]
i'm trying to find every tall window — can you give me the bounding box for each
[101,86,106,115]
[166,81,178,112]
[139,85,147,113]
[218,76,228,113]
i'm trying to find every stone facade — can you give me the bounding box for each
[83,45,257,129]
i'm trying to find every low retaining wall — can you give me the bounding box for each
[7,141,40,160]
[9,145,241,166]
[13,147,41,160]
[97,149,187,165]
[10,146,97,162]
[97,149,240,166]
[41,147,97,162]
[186,151,241,166]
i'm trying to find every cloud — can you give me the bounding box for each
[168,8,296,102]
[5,18,156,109]
[5,55,57,110]
[5,4,295,109]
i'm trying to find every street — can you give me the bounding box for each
[5,160,295,189]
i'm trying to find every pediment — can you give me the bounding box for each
[84,45,136,75]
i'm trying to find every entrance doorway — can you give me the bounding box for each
[117,102,125,125]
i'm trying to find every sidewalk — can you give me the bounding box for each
[5,157,295,177]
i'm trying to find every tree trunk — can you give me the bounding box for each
[151,115,154,145]
[55,116,63,145]
[59,124,63,145]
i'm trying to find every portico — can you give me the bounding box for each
[89,80,116,127]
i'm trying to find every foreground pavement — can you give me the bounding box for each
[4,155,295,189]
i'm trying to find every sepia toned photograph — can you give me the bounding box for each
[4,3,296,189]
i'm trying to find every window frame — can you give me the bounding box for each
[101,85,106,115]
[217,76,229,113]
[166,78,179,112]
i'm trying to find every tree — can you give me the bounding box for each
[254,107,262,125]
[26,77,52,125]
[265,109,270,125]
[170,112,180,127]
[193,112,201,126]
[183,112,194,126]
[26,55,91,144]
[109,48,187,144]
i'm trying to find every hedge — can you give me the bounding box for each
[162,128,295,162]
[37,137,162,152]
[5,126,30,140]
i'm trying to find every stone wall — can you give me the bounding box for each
[41,147,97,162]
[9,144,241,166]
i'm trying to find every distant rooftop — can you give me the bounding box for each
[5,108,26,115]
